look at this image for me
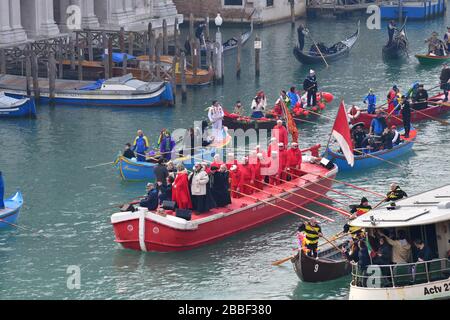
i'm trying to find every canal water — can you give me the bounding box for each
[1,13,450,300]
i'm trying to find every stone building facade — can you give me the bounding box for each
[172,0,306,24]
[0,0,182,45]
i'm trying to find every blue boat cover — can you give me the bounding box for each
[102,52,136,64]
[78,79,105,91]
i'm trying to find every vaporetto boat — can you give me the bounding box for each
[348,184,450,300]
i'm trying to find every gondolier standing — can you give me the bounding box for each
[440,63,450,102]
[444,27,450,52]
[208,100,225,142]
[303,70,318,107]
[387,20,397,46]
[363,89,377,114]
[298,218,323,258]
[297,24,308,51]
[399,95,411,138]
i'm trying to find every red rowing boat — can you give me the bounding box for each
[350,93,449,128]
[111,152,338,253]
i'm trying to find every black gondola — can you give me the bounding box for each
[293,22,360,65]
[291,239,351,283]
[382,20,408,59]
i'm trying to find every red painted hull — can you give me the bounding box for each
[111,162,337,252]
[351,94,449,128]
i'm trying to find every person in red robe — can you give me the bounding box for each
[268,151,282,186]
[286,142,303,177]
[267,137,278,158]
[226,153,237,170]
[278,143,289,181]
[211,154,223,169]
[272,101,283,119]
[172,165,193,209]
[240,157,256,195]
[229,165,244,198]
[272,120,289,147]
[253,153,265,190]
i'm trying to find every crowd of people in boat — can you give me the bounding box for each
[425,28,450,56]
[295,183,443,287]
[130,124,305,215]
[232,70,320,119]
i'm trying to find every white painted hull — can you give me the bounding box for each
[349,278,450,300]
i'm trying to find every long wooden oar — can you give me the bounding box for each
[231,189,312,221]
[0,218,48,238]
[353,149,410,170]
[288,171,360,201]
[307,109,334,120]
[276,177,351,207]
[243,184,334,222]
[272,255,296,266]
[291,116,318,125]
[308,171,385,198]
[255,179,351,217]
[307,32,329,67]
[412,108,449,125]
[320,234,343,255]
[85,161,115,170]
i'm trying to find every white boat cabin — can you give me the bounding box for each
[100,74,162,92]
[349,184,450,300]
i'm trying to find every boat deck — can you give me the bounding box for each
[163,161,331,222]
[0,74,90,91]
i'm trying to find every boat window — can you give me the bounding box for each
[409,224,439,261]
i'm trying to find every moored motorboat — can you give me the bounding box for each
[326,128,416,172]
[0,92,36,118]
[349,184,450,300]
[350,93,448,128]
[0,74,174,107]
[111,152,338,252]
[292,239,351,282]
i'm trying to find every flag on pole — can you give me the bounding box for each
[280,97,299,143]
[332,101,354,167]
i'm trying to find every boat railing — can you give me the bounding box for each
[351,258,450,288]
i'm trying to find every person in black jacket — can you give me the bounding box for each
[303,70,318,107]
[412,84,428,110]
[381,127,394,150]
[399,95,411,138]
[123,143,136,159]
[414,239,434,262]
[210,165,232,208]
[440,63,450,102]
[373,236,392,265]
[154,158,169,187]
[159,176,174,205]
[140,183,159,211]
[297,24,308,51]
[386,183,408,202]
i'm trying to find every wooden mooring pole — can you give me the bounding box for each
[236,35,242,78]
[180,51,187,101]
[255,35,261,78]
[31,51,40,101]
[290,0,296,26]
[163,19,168,55]
[174,17,180,56]
[48,52,56,101]
[0,49,6,75]
[148,23,154,61]
[25,46,32,97]
[78,46,84,81]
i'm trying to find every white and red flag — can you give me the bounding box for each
[332,101,354,167]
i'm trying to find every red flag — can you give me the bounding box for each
[332,101,354,167]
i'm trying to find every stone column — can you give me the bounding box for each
[39,0,60,37]
[124,0,135,19]
[110,0,128,26]
[0,0,14,44]
[9,0,27,43]
[81,0,100,28]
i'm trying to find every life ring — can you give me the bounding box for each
[347,105,361,120]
